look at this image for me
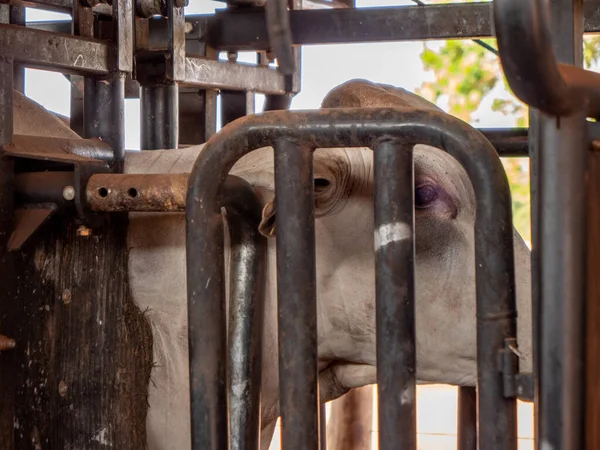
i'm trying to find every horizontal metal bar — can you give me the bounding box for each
[0,0,71,13]
[182,57,288,94]
[87,173,187,212]
[84,129,529,213]
[479,128,528,157]
[0,24,110,75]
[28,1,600,52]
[218,0,355,7]
[14,171,76,208]
[205,2,600,51]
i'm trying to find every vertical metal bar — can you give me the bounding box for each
[196,18,217,143]
[72,0,94,138]
[538,1,587,448]
[85,74,126,165]
[539,110,587,448]
[186,175,266,450]
[457,386,477,450]
[263,93,293,112]
[140,83,179,149]
[528,108,540,449]
[373,138,416,450]
[179,89,216,146]
[167,0,185,82]
[69,75,84,136]
[0,5,12,147]
[274,138,319,450]
[226,180,268,450]
[113,0,134,74]
[264,0,295,75]
[221,91,254,127]
[9,6,24,94]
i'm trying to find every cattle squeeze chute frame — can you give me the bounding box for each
[0,0,598,450]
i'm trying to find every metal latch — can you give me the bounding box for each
[498,337,534,402]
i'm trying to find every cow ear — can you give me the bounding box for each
[257,175,334,238]
[258,197,277,238]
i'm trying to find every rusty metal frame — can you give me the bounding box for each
[5,0,595,447]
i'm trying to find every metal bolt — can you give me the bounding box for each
[0,334,16,351]
[62,289,72,305]
[76,226,92,237]
[62,186,75,201]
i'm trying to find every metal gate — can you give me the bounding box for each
[0,0,599,449]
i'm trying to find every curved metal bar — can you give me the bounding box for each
[264,0,295,76]
[224,176,268,450]
[186,107,518,450]
[186,174,266,450]
[493,0,600,118]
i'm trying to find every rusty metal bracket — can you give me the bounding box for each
[2,134,113,251]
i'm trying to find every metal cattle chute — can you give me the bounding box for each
[0,0,598,449]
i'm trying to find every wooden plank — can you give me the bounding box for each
[586,150,600,450]
[2,213,152,449]
[0,155,16,450]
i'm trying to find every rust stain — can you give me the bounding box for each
[87,173,188,212]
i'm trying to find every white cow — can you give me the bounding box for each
[11,79,532,450]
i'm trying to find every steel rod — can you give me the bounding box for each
[140,83,179,150]
[226,178,267,450]
[84,73,126,167]
[374,138,416,450]
[264,0,295,75]
[206,2,600,51]
[186,174,266,450]
[274,137,320,450]
[538,109,587,449]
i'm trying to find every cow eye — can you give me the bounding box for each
[314,178,331,193]
[415,184,438,208]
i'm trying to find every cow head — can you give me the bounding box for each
[253,79,533,406]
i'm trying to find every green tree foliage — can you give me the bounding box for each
[415,0,600,243]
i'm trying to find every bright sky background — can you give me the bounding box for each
[22,0,522,152]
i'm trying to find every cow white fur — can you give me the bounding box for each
[12,79,532,450]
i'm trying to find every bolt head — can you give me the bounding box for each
[62,186,76,201]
